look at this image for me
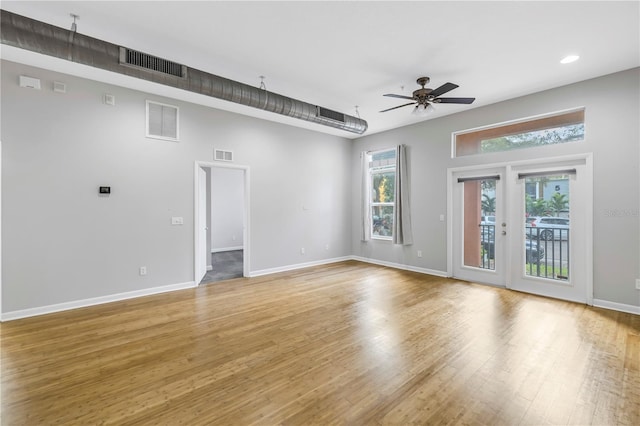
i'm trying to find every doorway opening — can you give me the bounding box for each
[194,161,250,285]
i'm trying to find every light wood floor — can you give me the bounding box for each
[1,261,638,425]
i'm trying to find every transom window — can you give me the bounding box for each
[369,149,396,240]
[454,108,584,157]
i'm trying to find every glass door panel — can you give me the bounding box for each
[524,174,571,281]
[463,179,496,271]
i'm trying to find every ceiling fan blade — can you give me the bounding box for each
[429,82,459,97]
[383,94,415,100]
[379,102,416,113]
[436,97,476,104]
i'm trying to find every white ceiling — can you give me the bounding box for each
[2,1,639,139]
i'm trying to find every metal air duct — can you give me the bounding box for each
[0,10,368,134]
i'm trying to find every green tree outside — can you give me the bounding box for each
[548,193,569,216]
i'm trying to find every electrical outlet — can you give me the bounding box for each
[300,247,305,255]
[139,266,147,276]
[325,244,329,251]
[417,250,423,258]
[636,278,640,290]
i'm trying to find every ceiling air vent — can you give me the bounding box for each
[1,11,367,134]
[120,47,185,78]
[317,107,345,123]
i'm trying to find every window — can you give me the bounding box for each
[454,108,584,157]
[369,149,396,239]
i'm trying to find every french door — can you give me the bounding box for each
[451,167,507,286]
[507,161,591,303]
[450,157,592,304]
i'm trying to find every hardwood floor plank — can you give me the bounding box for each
[1,261,638,425]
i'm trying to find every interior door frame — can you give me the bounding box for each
[197,167,208,283]
[447,153,593,304]
[194,161,250,284]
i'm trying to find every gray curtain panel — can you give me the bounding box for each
[361,151,371,242]
[393,144,413,245]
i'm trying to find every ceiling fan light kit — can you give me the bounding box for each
[413,103,434,115]
[381,76,475,114]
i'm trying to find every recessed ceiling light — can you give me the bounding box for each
[560,55,580,64]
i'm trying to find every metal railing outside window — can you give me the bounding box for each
[525,227,570,280]
[479,224,495,270]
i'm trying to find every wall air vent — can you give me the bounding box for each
[120,47,185,78]
[146,100,179,141]
[214,149,233,162]
[317,107,345,123]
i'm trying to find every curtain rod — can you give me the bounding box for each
[518,169,576,179]
[457,175,500,183]
[364,145,402,155]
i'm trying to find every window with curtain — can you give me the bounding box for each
[369,149,396,240]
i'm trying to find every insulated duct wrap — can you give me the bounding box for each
[1,10,368,134]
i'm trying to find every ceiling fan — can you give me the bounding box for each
[380,77,475,113]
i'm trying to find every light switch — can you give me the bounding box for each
[103,93,115,106]
[171,217,184,225]
[439,214,445,222]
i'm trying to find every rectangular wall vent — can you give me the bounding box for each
[53,81,66,93]
[214,149,233,162]
[317,107,345,123]
[19,75,41,89]
[146,100,179,141]
[120,47,185,78]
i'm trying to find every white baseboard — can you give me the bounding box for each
[249,256,448,279]
[211,246,243,253]
[351,256,448,278]
[4,261,635,322]
[592,299,640,315]
[1,281,197,321]
[249,256,352,277]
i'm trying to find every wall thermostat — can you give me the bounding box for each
[99,186,111,194]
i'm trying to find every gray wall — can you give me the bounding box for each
[1,60,353,313]
[2,59,638,314]
[211,167,244,252]
[352,68,640,307]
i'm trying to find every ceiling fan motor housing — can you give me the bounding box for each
[413,88,433,103]
[414,77,433,103]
